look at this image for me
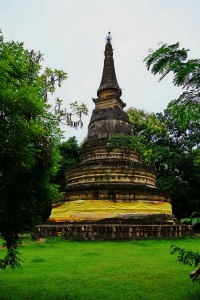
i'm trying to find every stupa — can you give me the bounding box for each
[34,33,193,239]
[49,33,175,225]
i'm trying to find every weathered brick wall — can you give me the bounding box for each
[32,224,193,240]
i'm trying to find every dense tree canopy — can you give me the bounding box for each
[126,107,200,219]
[0,32,87,268]
[54,137,80,194]
[143,43,200,219]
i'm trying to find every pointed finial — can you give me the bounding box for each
[106,31,112,43]
[97,32,122,97]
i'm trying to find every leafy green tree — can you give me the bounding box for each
[144,42,200,128]
[126,107,170,166]
[54,137,80,193]
[0,32,87,269]
[170,245,200,282]
[143,42,200,283]
[143,42,200,218]
[126,106,200,219]
[181,211,200,229]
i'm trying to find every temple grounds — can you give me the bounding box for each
[0,237,199,300]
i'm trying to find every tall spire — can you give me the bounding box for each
[97,32,122,97]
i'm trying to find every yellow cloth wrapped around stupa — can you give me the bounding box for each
[48,200,172,222]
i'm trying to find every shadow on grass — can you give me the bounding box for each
[31,257,46,263]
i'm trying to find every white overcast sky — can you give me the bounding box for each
[1,0,200,142]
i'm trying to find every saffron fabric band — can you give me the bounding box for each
[48,200,172,223]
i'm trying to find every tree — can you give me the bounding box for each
[143,42,200,218]
[0,32,87,269]
[126,108,170,166]
[170,245,200,282]
[54,137,80,193]
[127,107,200,219]
[143,43,200,281]
[144,42,200,127]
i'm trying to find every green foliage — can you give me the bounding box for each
[54,100,88,127]
[170,245,200,282]
[144,42,200,129]
[127,107,168,140]
[181,212,200,227]
[126,108,170,166]
[59,136,80,169]
[126,106,200,219]
[181,218,200,226]
[145,43,188,80]
[107,134,142,153]
[0,232,21,270]
[0,31,64,268]
[54,137,80,192]
[142,42,200,219]
[171,245,200,267]
[0,31,87,269]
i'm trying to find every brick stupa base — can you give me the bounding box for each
[32,223,193,240]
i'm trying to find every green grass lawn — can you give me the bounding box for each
[0,237,200,300]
